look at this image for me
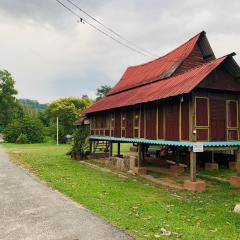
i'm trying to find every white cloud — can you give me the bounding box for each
[0,0,239,103]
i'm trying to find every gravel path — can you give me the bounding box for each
[0,145,133,240]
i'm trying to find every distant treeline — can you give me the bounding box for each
[18,99,48,112]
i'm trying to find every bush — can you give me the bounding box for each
[16,133,29,144]
[4,115,45,143]
[69,126,90,159]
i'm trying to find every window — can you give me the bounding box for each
[227,100,238,140]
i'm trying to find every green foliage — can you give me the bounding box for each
[4,115,45,143]
[18,99,48,112]
[16,133,29,144]
[49,123,66,144]
[70,126,90,159]
[47,97,93,143]
[0,70,19,128]
[96,85,111,101]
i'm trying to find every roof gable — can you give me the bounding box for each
[84,56,230,114]
[108,31,214,96]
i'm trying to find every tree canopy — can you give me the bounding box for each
[0,70,19,128]
[96,85,111,101]
[47,97,93,143]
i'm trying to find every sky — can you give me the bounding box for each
[0,0,240,103]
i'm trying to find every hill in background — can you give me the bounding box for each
[19,99,48,113]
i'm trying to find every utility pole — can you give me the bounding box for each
[57,116,59,145]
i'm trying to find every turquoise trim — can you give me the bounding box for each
[89,135,240,148]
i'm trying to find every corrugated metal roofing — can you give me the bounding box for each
[89,136,240,147]
[108,32,203,96]
[84,56,227,114]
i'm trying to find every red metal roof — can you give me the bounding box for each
[84,56,227,114]
[108,32,203,96]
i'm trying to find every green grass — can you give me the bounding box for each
[3,143,240,240]
[113,143,132,153]
[198,169,236,180]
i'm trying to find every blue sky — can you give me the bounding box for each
[0,0,239,103]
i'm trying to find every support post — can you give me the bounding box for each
[184,149,206,192]
[138,143,143,167]
[190,151,197,182]
[133,143,147,175]
[230,148,240,187]
[211,151,214,163]
[235,148,240,177]
[89,141,93,154]
[109,141,113,158]
[117,142,120,157]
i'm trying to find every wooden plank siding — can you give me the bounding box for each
[210,98,226,141]
[145,102,157,140]
[180,97,190,140]
[173,45,206,76]
[165,99,180,140]
[89,91,240,142]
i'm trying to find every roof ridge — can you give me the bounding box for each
[107,54,231,97]
[127,31,204,69]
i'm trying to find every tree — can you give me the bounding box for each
[96,85,111,101]
[4,114,45,143]
[47,97,93,143]
[0,70,18,128]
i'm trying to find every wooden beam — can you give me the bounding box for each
[109,141,113,157]
[204,147,238,151]
[138,143,143,167]
[211,151,214,163]
[117,142,120,156]
[190,151,197,182]
[235,148,240,176]
[89,141,93,154]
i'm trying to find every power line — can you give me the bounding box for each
[55,0,154,58]
[55,0,187,63]
[65,0,158,58]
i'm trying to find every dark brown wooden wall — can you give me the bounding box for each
[126,110,133,138]
[158,103,164,139]
[210,99,226,141]
[89,91,239,142]
[181,99,189,140]
[174,45,206,76]
[199,67,240,92]
[145,102,157,139]
[165,99,179,140]
[114,111,121,137]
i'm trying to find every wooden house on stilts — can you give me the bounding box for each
[82,31,240,191]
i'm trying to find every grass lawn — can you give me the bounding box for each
[113,143,132,153]
[3,143,240,240]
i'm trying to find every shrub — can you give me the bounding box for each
[4,115,45,143]
[69,126,90,159]
[16,133,29,144]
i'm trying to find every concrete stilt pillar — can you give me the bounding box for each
[133,143,146,175]
[184,150,206,192]
[230,148,240,187]
[170,149,184,174]
[205,151,219,170]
